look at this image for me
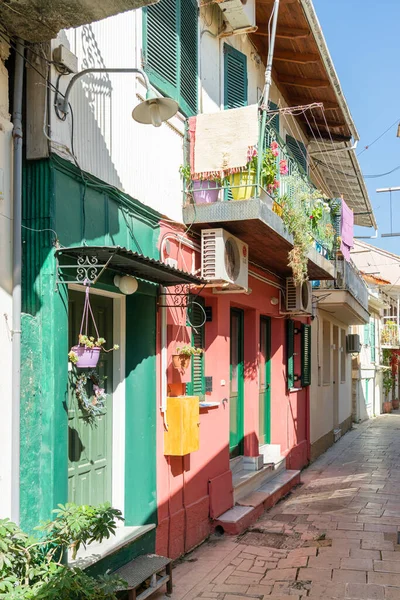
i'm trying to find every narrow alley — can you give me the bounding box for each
[168,415,400,600]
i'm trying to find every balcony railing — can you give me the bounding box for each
[313,258,369,312]
[182,117,338,259]
[381,321,400,348]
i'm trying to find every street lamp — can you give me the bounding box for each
[55,67,178,127]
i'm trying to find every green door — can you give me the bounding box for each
[259,316,271,445]
[67,290,113,505]
[230,308,244,457]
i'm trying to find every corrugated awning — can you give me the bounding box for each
[56,246,205,287]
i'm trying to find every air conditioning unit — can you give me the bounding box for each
[286,278,313,314]
[201,228,248,290]
[216,0,256,35]
[346,334,361,354]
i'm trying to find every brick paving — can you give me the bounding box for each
[165,415,400,599]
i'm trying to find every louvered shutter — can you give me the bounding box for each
[187,297,205,398]
[364,323,370,346]
[224,44,248,109]
[301,324,312,387]
[370,319,376,362]
[287,320,295,389]
[144,0,198,116]
[180,0,198,115]
[286,135,307,174]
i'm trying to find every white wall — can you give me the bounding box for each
[310,310,352,445]
[47,5,318,225]
[0,40,13,519]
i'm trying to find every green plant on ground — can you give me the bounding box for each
[0,503,125,599]
[383,370,394,398]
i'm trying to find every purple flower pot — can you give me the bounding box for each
[193,180,219,204]
[71,345,101,368]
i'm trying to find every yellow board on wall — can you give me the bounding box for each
[164,396,200,456]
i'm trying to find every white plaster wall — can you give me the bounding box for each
[310,310,352,445]
[0,48,13,519]
[47,5,300,225]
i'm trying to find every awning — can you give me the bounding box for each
[56,246,205,287]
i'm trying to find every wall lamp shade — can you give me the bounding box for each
[397,123,400,138]
[132,90,179,127]
[114,274,138,295]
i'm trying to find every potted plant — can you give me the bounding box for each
[393,398,399,410]
[69,334,119,368]
[229,142,283,201]
[180,165,221,205]
[68,286,119,368]
[172,344,203,372]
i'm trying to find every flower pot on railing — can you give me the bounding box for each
[70,345,101,369]
[229,170,256,201]
[192,180,219,204]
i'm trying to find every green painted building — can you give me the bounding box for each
[21,155,161,566]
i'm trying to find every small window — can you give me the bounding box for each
[340,329,346,383]
[287,319,295,389]
[144,0,198,116]
[323,320,331,385]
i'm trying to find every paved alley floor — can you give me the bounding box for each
[168,414,400,599]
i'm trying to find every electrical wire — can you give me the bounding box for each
[358,117,400,157]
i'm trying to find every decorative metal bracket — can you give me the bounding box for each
[55,252,115,289]
[157,283,207,308]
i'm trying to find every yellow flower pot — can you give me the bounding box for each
[229,170,256,200]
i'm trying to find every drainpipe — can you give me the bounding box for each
[257,0,280,190]
[11,38,24,524]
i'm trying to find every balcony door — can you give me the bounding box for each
[230,309,244,457]
[259,316,271,445]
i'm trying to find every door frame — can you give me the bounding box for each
[230,308,244,457]
[69,284,126,517]
[259,315,271,446]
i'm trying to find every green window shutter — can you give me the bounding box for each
[364,323,370,346]
[144,0,198,116]
[186,296,205,398]
[180,0,198,115]
[370,320,376,362]
[301,324,312,387]
[287,320,295,389]
[224,44,248,110]
[286,134,307,174]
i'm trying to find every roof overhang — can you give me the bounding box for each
[0,0,159,42]
[56,246,206,287]
[314,289,370,325]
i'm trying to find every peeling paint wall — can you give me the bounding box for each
[0,38,13,519]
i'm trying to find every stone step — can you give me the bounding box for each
[232,463,275,503]
[259,443,282,466]
[214,470,300,535]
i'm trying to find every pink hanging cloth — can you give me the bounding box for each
[340,197,354,261]
[188,116,197,175]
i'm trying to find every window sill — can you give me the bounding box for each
[199,402,220,409]
[289,387,303,393]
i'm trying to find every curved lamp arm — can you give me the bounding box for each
[55,67,151,117]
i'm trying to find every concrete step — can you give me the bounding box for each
[232,463,275,503]
[214,470,300,536]
[259,443,282,466]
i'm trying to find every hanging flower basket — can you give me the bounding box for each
[68,285,119,368]
[172,354,191,371]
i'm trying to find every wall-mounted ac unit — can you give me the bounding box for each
[286,278,313,314]
[201,228,248,290]
[216,0,256,35]
[346,334,361,354]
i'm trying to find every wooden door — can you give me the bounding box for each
[67,290,113,506]
[230,309,244,457]
[259,316,271,445]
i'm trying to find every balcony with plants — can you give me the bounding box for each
[182,114,336,285]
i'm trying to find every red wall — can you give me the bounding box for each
[156,223,309,558]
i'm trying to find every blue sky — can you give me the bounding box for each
[313,0,400,253]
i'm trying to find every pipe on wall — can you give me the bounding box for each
[11,38,25,524]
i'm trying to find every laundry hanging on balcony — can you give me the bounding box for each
[189,104,259,179]
[340,197,354,261]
